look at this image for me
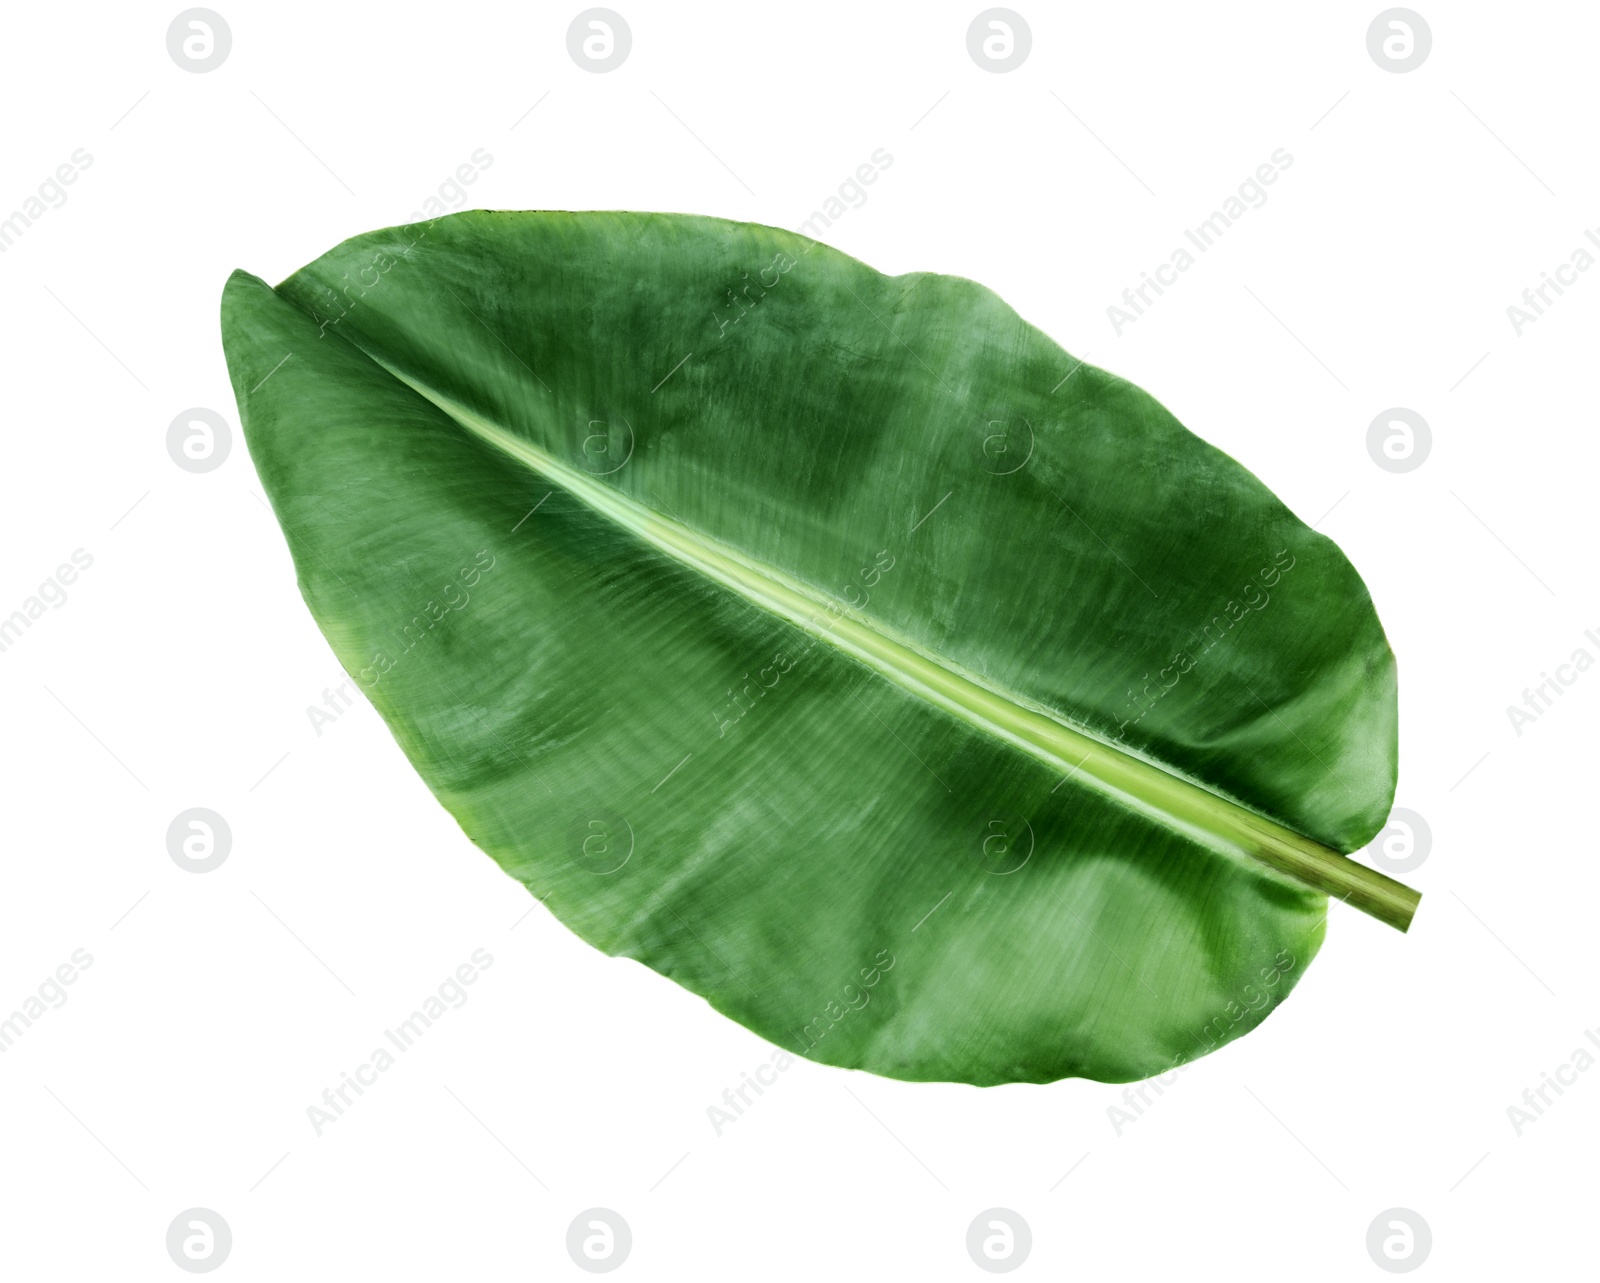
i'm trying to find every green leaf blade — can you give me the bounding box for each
[221,211,1406,1084]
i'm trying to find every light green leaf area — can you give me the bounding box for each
[221,211,1404,1085]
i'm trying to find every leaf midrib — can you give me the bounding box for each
[319,334,1418,932]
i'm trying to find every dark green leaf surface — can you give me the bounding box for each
[221,211,1406,1084]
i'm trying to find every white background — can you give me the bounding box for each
[1,0,1595,1277]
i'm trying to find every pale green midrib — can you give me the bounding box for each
[355,357,1417,931]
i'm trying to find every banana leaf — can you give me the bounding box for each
[220,211,1418,1085]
